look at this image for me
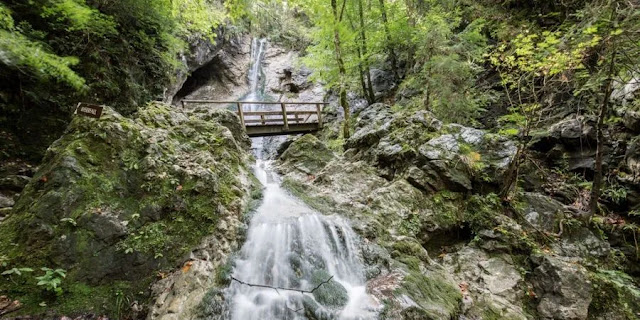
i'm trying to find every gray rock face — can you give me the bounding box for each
[165,29,227,102]
[522,192,566,233]
[345,103,394,150]
[0,194,14,208]
[623,110,640,133]
[552,228,611,259]
[279,134,334,175]
[345,106,517,190]
[370,68,396,98]
[532,255,592,320]
[442,246,528,320]
[0,175,31,192]
[543,116,596,151]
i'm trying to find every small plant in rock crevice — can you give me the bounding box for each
[35,267,67,296]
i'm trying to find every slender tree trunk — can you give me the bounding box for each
[355,46,368,100]
[377,0,400,81]
[331,0,350,138]
[500,145,524,201]
[358,0,375,103]
[590,44,617,217]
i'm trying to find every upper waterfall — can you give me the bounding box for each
[223,38,377,320]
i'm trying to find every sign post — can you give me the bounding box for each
[75,103,104,119]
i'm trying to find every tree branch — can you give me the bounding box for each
[230,275,334,294]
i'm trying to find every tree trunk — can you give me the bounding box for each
[500,144,523,201]
[355,46,368,101]
[358,0,375,103]
[377,0,400,81]
[332,0,350,138]
[589,46,617,217]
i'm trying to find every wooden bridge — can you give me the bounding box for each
[182,100,328,137]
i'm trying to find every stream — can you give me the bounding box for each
[223,39,376,319]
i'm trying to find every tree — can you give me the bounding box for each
[377,0,400,81]
[357,0,375,103]
[331,0,351,139]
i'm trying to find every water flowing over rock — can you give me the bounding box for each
[220,38,376,320]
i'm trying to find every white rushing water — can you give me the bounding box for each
[224,39,376,320]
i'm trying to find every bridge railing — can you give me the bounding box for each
[181,100,328,131]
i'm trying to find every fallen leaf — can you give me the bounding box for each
[182,261,194,273]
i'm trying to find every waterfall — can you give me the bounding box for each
[223,39,376,319]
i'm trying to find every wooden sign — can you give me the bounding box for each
[75,103,104,119]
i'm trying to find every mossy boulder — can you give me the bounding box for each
[280,134,334,175]
[310,270,349,309]
[0,103,255,317]
[397,270,462,319]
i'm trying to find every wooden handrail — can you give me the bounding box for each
[181,100,324,134]
[182,100,329,105]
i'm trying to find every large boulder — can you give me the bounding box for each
[522,192,566,233]
[532,255,592,320]
[442,246,528,320]
[345,103,395,150]
[0,103,256,316]
[279,134,335,175]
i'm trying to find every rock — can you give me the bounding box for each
[0,194,14,208]
[0,207,11,220]
[311,270,349,308]
[623,110,640,133]
[532,255,592,320]
[522,193,566,233]
[396,270,462,319]
[548,116,595,144]
[442,246,528,320]
[0,175,31,192]
[345,103,394,150]
[279,134,334,175]
[552,228,611,259]
[0,103,257,315]
[370,68,396,98]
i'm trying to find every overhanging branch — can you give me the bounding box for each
[230,275,334,294]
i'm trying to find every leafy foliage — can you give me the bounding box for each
[0,0,243,160]
[35,267,67,295]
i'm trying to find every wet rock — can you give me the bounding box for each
[532,255,592,320]
[311,270,349,308]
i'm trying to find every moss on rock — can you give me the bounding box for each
[0,103,255,317]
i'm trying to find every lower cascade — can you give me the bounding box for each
[225,148,377,319]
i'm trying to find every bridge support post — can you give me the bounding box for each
[281,103,289,131]
[316,103,323,128]
[237,102,245,127]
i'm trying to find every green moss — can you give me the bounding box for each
[397,270,462,319]
[589,270,640,319]
[0,103,255,315]
[392,240,428,262]
[281,177,336,214]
